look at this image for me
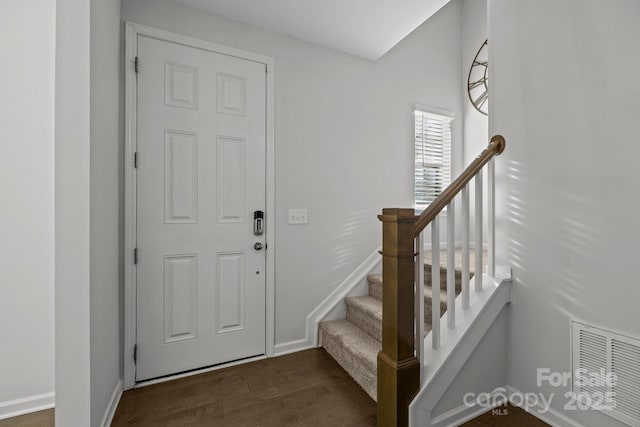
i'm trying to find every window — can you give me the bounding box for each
[414,109,452,207]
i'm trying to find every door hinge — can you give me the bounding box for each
[134,248,138,264]
[134,152,138,168]
[133,344,137,364]
[135,56,139,73]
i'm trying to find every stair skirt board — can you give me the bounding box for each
[304,248,383,351]
[319,265,469,403]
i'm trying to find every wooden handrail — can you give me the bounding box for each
[377,135,505,427]
[414,134,506,236]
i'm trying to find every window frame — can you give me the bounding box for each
[413,106,454,210]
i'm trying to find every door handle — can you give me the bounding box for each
[254,242,263,251]
[254,210,264,236]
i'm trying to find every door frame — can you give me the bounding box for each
[124,22,276,390]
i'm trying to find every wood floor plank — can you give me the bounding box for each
[3,350,547,427]
[0,409,54,427]
[462,403,550,426]
[111,348,377,426]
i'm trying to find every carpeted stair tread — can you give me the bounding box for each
[320,265,470,401]
[319,319,381,401]
[368,268,469,303]
[369,264,470,289]
[345,296,382,341]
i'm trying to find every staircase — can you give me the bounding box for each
[319,264,467,400]
[318,136,505,427]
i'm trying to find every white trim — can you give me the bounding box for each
[270,248,381,356]
[414,104,455,120]
[0,392,55,421]
[123,22,276,389]
[265,48,276,358]
[306,247,382,347]
[423,385,589,427]
[126,23,273,65]
[428,385,584,427]
[273,339,316,357]
[99,380,122,427]
[430,389,503,427]
[506,386,586,427]
[134,355,267,389]
[123,21,137,391]
[409,277,512,425]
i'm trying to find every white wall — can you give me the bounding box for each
[490,1,640,425]
[433,308,508,417]
[0,1,55,417]
[122,0,464,346]
[462,0,489,164]
[461,0,490,244]
[56,0,92,424]
[90,0,123,425]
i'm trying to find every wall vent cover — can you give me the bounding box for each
[572,321,640,426]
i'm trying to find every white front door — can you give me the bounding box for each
[135,35,267,381]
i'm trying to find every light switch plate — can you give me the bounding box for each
[288,209,308,224]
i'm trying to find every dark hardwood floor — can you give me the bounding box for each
[0,409,54,427]
[0,352,548,427]
[112,349,377,426]
[462,404,550,426]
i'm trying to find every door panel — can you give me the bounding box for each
[136,35,266,381]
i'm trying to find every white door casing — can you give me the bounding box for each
[124,23,275,388]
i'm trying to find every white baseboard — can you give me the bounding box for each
[271,248,383,359]
[430,389,503,427]
[429,385,586,427]
[0,392,55,420]
[100,380,123,427]
[273,339,316,357]
[506,386,585,427]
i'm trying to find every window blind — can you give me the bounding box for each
[414,110,452,207]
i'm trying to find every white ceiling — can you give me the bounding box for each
[172,0,452,60]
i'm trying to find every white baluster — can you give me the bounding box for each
[447,201,455,329]
[488,159,495,277]
[475,170,483,291]
[461,186,470,309]
[431,217,440,349]
[415,231,425,367]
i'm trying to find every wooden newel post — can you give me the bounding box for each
[377,208,420,427]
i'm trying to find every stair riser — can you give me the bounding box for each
[368,279,383,301]
[319,327,377,401]
[426,269,467,293]
[347,293,445,335]
[368,274,469,301]
[347,304,382,342]
[369,279,459,303]
[424,298,448,322]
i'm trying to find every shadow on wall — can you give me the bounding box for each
[328,208,381,271]
[503,158,605,316]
